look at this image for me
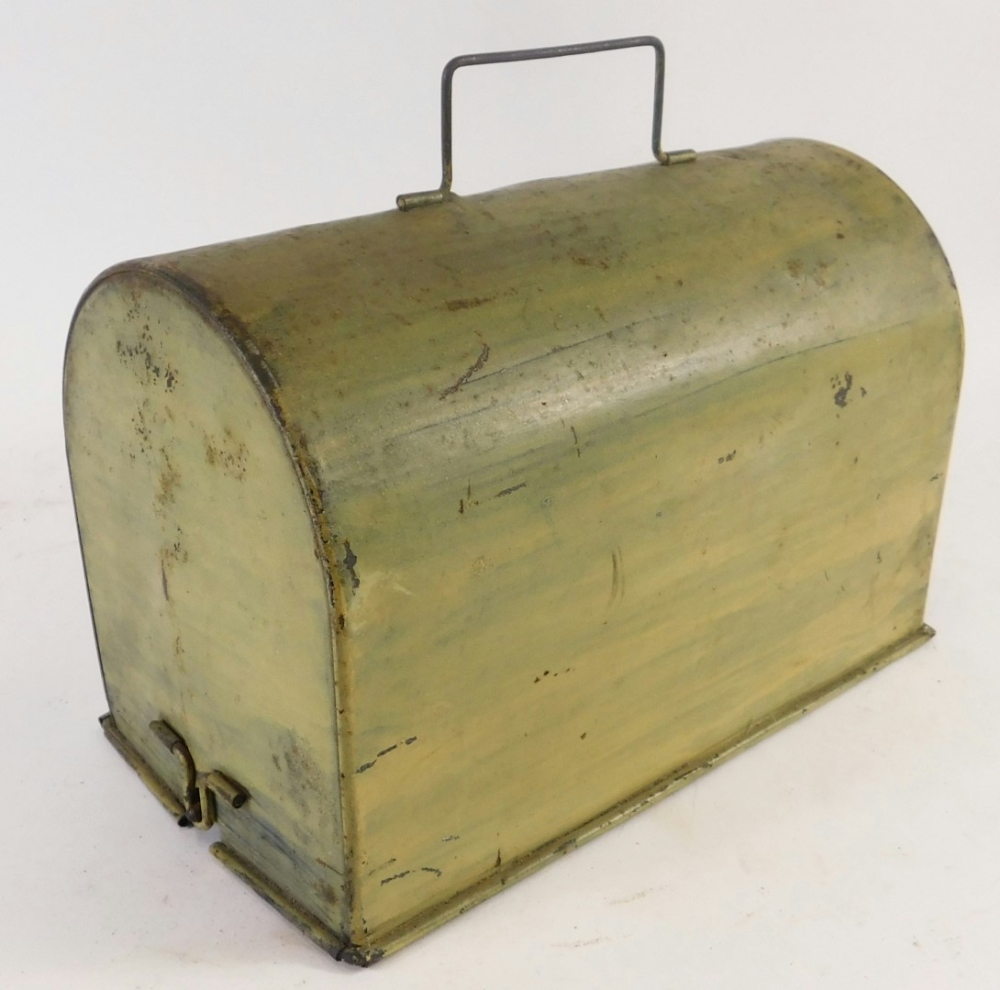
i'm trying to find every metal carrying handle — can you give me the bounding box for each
[396,35,695,211]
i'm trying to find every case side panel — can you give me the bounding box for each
[64,272,348,936]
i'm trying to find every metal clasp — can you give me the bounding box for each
[150,720,249,829]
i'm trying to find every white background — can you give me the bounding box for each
[2,2,999,987]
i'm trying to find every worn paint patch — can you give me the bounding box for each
[276,731,328,820]
[343,541,361,590]
[832,371,854,407]
[355,735,418,774]
[380,866,443,886]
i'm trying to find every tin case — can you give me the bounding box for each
[64,38,962,964]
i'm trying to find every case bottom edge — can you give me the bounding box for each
[209,843,374,966]
[358,622,936,960]
[100,622,935,965]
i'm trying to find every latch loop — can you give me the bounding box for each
[150,720,249,829]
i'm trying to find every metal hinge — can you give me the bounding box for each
[150,720,249,830]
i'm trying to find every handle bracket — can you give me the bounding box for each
[396,35,695,212]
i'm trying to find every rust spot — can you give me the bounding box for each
[156,452,181,506]
[130,403,153,456]
[123,267,351,584]
[494,482,526,498]
[314,881,339,905]
[445,296,495,311]
[787,259,804,278]
[440,342,490,399]
[254,334,278,357]
[569,251,609,270]
[203,429,248,480]
[365,858,397,878]
[115,332,178,392]
[159,538,188,572]
[609,547,625,607]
